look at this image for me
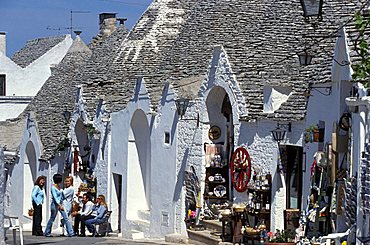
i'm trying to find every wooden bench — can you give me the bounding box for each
[95,211,112,236]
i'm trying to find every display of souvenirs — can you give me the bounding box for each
[208,173,226,183]
[78,182,96,193]
[248,173,271,191]
[210,154,224,168]
[204,143,229,200]
[78,173,97,194]
[205,143,224,167]
[214,185,227,197]
[344,177,357,224]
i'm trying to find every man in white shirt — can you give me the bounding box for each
[72,193,94,237]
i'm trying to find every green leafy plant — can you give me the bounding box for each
[352,12,370,87]
[86,123,100,138]
[267,229,295,243]
[55,137,70,152]
[304,124,319,143]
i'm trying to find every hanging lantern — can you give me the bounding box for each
[297,49,314,66]
[175,98,190,119]
[271,123,292,143]
[300,0,324,20]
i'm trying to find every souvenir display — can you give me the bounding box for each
[214,173,225,182]
[214,185,227,197]
[361,157,370,214]
[344,177,357,224]
[208,174,226,183]
[212,154,222,167]
[205,143,222,167]
[204,143,229,200]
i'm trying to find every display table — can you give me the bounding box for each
[220,215,233,242]
[226,207,261,245]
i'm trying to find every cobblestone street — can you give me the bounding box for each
[5,231,187,245]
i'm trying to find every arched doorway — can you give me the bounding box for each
[23,141,37,216]
[127,110,151,220]
[72,119,92,190]
[204,87,234,202]
[74,119,90,171]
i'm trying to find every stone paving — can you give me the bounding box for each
[5,231,188,245]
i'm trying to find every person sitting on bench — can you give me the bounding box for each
[84,194,107,237]
[71,193,94,237]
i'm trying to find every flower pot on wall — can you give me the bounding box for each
[313,128,324,142]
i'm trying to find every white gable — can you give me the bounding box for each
[331,27,352,82]
[263,85,292,113]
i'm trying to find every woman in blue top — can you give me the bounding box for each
[84,194,108,237]
[44,174,75,237]
[31,175,46,236]
[62,176,74,216]
[61,176,74,236]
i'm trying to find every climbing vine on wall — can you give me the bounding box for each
[352,12,370,87]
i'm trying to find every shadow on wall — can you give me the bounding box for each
[274,167,284,190]
[238,123,258,146]
[173,148,190,202]
[4,161,15,177]
[38,161,48,172]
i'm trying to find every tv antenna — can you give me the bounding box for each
[46,10,89,35]
[70,10,90,35]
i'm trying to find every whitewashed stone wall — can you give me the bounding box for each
[174,98,203,236]
[150,84,186,237]
[0,149,5,245]
[90,101,110,199]
[5,115,52,231]
[194,46,307,231]
[0,35,73,121]
[108,78,156,238]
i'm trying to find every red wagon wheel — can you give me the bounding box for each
[230,147,252,192]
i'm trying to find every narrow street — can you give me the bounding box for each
[5,231,189,245]
[1,1,370,244]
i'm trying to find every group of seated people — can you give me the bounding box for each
[72,193,108,237]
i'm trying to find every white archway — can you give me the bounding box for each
[126,109,151,220]
[205,86,234,201]
[23,141,37,216]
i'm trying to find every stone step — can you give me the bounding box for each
[165,233,190,244]
[128,219,150,230]
[202,219,223,233]
[137,209,150,221]
[127,219,150,238]
[131,230,145,240]
[187,228,222,245]
[106,231,119,237]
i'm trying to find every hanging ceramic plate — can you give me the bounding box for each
[213,185,227,197]
[208,125,221,140]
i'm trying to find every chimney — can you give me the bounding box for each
[0,32,6,55]
[117,18,128,26]
[99,13,117,36]
[74,30,82,36]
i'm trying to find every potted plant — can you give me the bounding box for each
[265,229,295,245]
[304,124,324,143]
[86,123,100,139]
[55,137,70,152]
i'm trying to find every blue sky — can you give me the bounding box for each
[0,0,153,56]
